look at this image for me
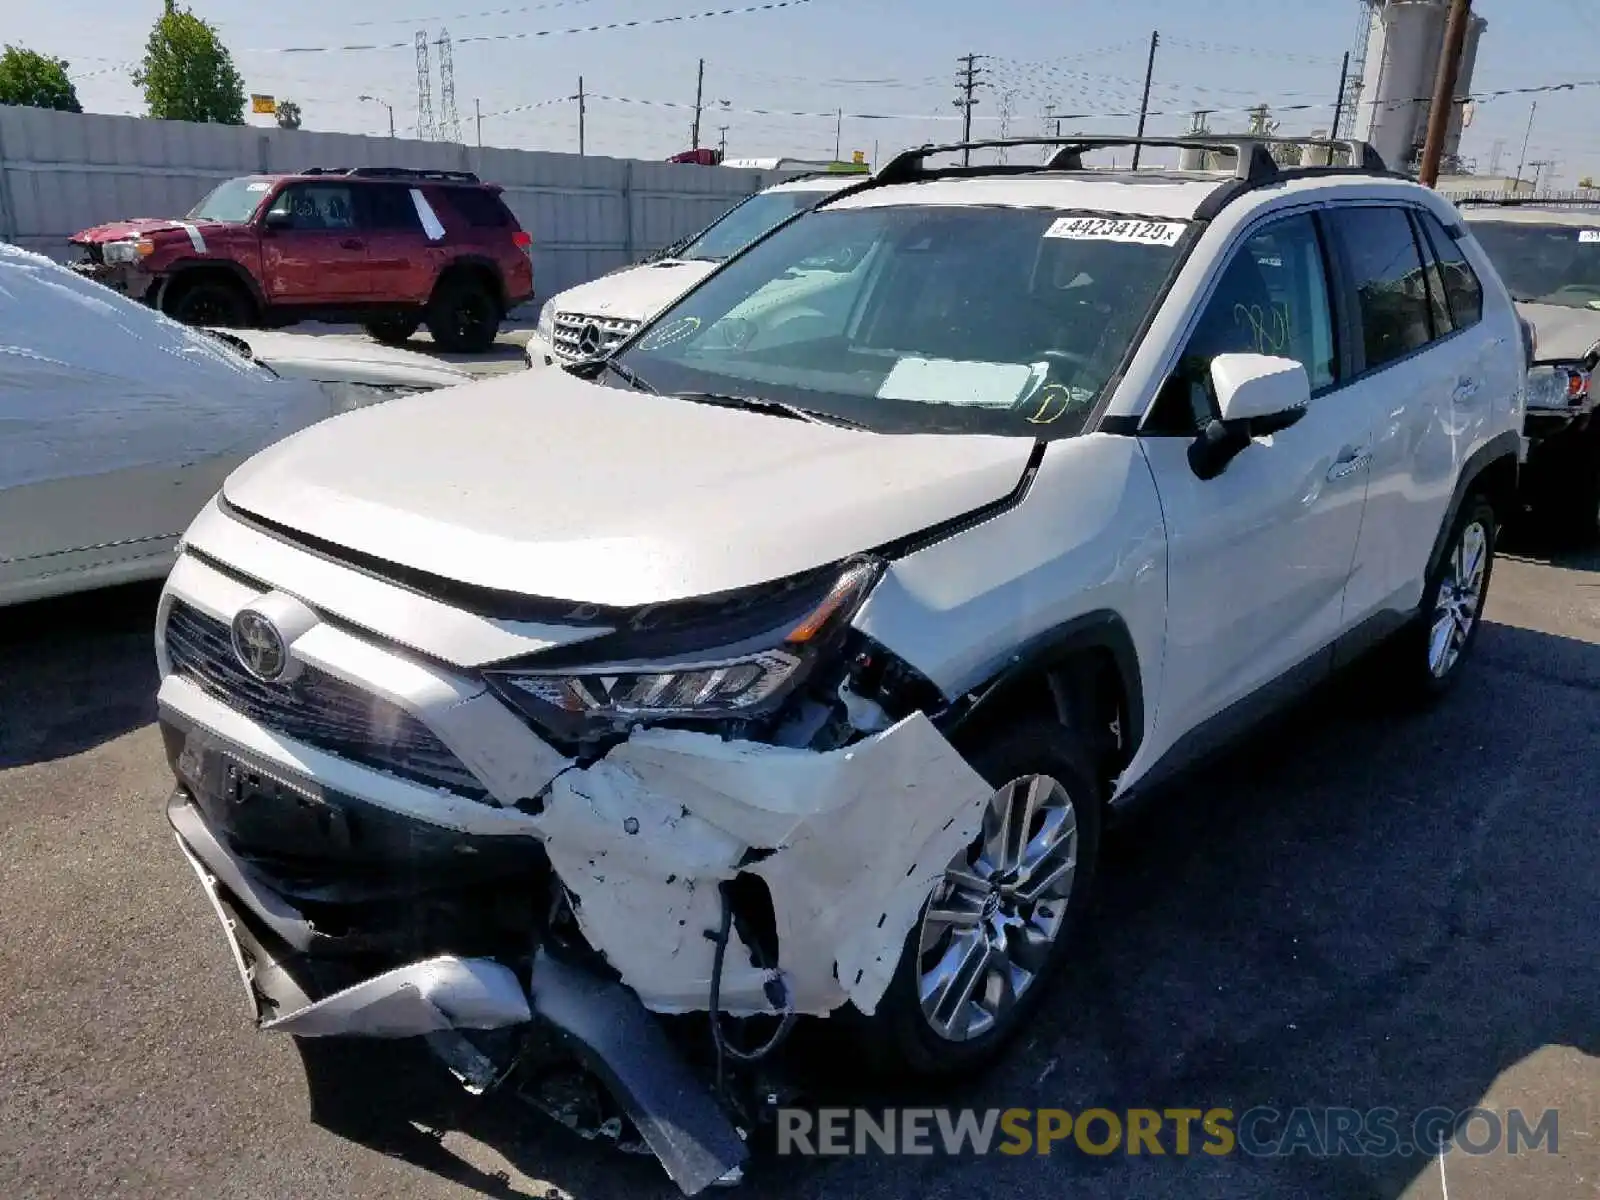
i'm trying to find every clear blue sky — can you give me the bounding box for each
[13,0,1600,183]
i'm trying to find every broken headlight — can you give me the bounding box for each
[486,559,883,736]
[1525,363,1589,411]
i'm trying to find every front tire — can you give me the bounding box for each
[164,276,254,328]
[1389,493,1498,701]
[425,276,500,353]
[856,719,1102,1080]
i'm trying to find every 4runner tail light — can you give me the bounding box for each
[513,231,533,257]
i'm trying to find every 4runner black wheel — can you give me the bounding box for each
[1389,493,1498,701]
[165,277,254,328]
[364,316,420,346]
[426,277,500,353]
[855,719,1102,1079]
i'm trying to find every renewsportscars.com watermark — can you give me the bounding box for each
[776,1106,1560,1158]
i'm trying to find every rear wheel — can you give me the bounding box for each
[854,719,1102,1079]
[363,316,420,346]
[425,275,500,353]
[1386,493,1498,701]
[165,276,254,327]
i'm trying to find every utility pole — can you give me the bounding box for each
[1527,159,1552,193]
[577,76,586,156]
[718,125,728,159]
[690,57,706,150]
[1331,51,1350,141]
[359,94,395,138]
[1513,99,1538,191]
[835,108,843,161]
[1418,0,1472,187]
[953,53,987,165]
[475,97,482,147]
[1131,30,1160,169]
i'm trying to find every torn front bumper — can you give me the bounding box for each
[70,257,157,302]
[166,773,749,1195]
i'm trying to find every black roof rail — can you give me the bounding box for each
[876,135,1388,187]
[298,166,482,183]
[1453,195,1600,207]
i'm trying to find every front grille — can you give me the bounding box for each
[551,311,640,360]
[164,601,487,799]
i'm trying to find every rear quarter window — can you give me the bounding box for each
[440,187,514,229]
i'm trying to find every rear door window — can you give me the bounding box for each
[361,183,424,232]
[1418,211,1484,327]
[1325,206,1435,372]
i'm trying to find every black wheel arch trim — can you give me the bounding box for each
[159,257,267,310]
[1426,429,1521,582]
[940,608,1146,765]
[434,254,509,312]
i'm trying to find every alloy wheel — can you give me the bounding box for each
[916,774,1079,1042]
[1428,519,1489,678]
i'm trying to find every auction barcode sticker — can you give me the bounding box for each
[1579,230,1600,243]
[1045,216,1187,246]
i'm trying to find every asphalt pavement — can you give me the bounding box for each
[1,348,1595,1198]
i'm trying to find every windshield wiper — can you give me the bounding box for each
[599,357,656,393]
[670,391,863,428]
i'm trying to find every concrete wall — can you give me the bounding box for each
[0,105,789,306]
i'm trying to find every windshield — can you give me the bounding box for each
[186,177,273,223]
[1470,220,1600,309]
[614,205,1188,437]
[677,189,832,262]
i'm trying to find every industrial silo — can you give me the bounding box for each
[1353,0,1488,172]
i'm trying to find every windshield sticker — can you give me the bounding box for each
[877,357,1050,408]
[245,182,270,192]
[1580,230,1600,243]
[1023,384,1093,424]
[637,315,701,351]
[1045,217,1186,246]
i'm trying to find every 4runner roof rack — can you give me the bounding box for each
[299,166,482,183]
[875,135,1389,186]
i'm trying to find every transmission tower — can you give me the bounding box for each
[437,29,462,143]
[415,31,436,141]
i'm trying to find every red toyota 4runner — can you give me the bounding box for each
[69,166,534,353]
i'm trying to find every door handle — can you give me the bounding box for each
[1327,446,1371,482]
[340,238,364,251]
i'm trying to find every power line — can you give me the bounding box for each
[247,0,815,54]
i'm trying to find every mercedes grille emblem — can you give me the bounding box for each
[231,609,289,682]
[577,322,604,357]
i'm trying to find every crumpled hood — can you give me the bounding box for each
[70,217,219,245]
[225,329,474,390]
[548,259,718,322]
[221,369,1035,606]
[1518,301,1600,364]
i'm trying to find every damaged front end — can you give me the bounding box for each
[159,550,995,1194]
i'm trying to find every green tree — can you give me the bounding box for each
[133,0,245,125]
[275,99,302,130]
[0,45,82,112]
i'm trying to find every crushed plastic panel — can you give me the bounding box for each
[535,713,992,1018]
[261,955,532,1037]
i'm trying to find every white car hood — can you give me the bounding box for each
[1516,302,1600,364]
[550,259,719,322]
[221,370,1035,606]
[224,329,474,390]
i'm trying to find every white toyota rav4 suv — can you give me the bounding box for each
[155,137,1524,1193]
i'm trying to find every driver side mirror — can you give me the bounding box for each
[1189,353,1311,480]
[261,209,294,233]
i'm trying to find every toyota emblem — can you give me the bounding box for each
[577,322,604,357]
[231,609,289,682]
